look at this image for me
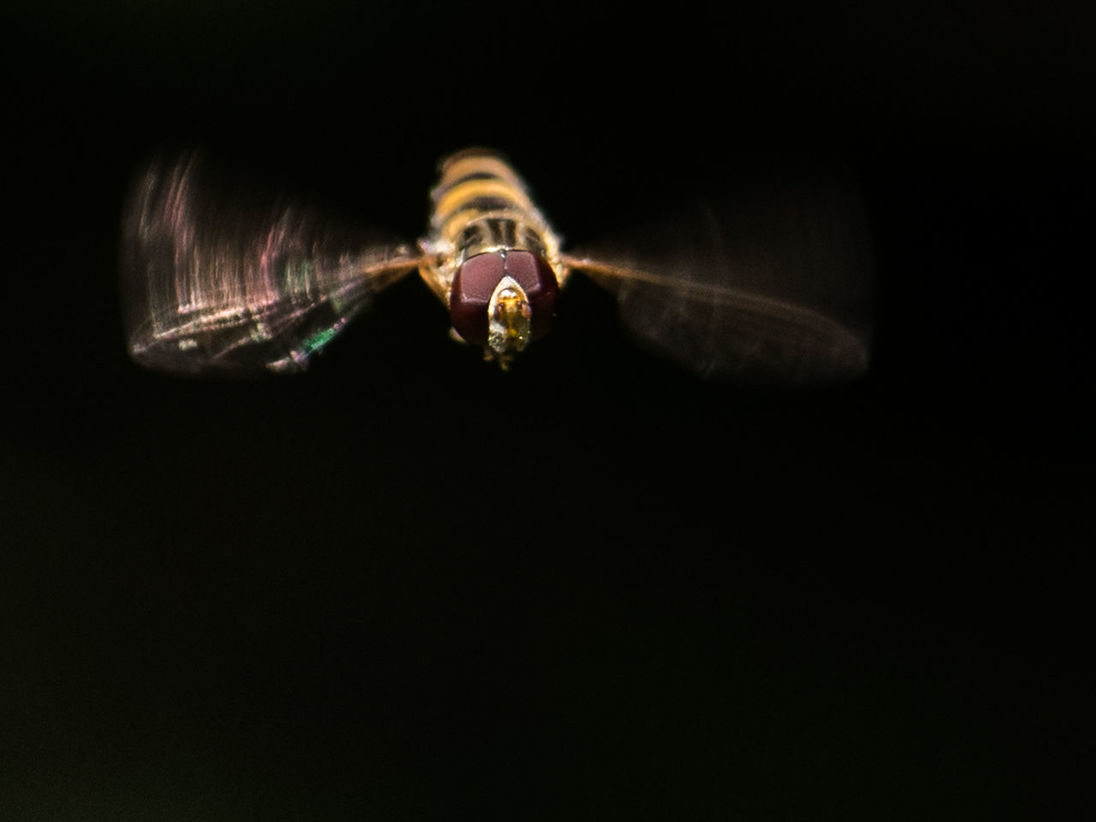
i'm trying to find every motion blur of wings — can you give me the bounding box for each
[119,152,422,376]
[120,150,873,385]
[562,166,873,387]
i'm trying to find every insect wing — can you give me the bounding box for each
[120,153,421,376]
[565,170,874,387]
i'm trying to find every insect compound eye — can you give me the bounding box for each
[449,251,559,348]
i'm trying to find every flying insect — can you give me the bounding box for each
[121,148,872,385]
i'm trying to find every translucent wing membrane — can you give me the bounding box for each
[565,169,874,387]
[120,153,421,376]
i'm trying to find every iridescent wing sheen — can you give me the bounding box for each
[120,153,423,376]
[562,169,874,387]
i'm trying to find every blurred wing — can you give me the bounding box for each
[563,168,874,387]
[120,152,423,376]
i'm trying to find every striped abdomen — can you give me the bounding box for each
[419,150,566,364]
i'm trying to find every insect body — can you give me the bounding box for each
[418,150,567,369]
[121,149,872,385]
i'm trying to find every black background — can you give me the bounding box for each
[5,2,1092,819]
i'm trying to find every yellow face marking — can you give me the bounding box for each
[487,276,533,355]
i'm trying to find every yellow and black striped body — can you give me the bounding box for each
[418,150,567,364]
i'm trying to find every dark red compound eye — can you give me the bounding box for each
[449,250,559,346]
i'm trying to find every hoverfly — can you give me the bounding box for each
[121,148,872,385]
